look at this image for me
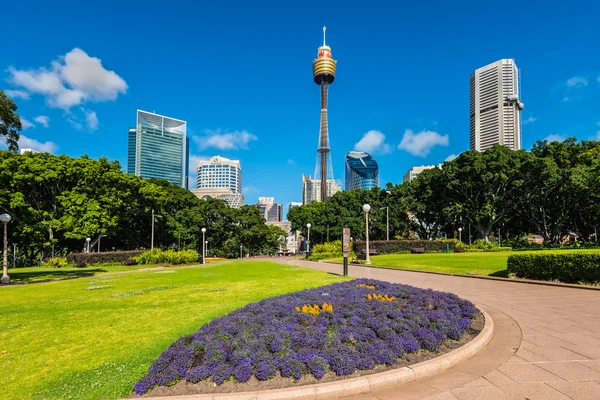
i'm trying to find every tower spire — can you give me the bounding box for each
[323,25,326,46]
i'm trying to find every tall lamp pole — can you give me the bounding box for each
[150,209,162,250]
[458,227,463,243]
[12,243,17,269]
[240,245,243,259]
[363,204,371,265]
[86,237,91,253]
[201,228,206,264]
[1,213,12,284]
[306,223,311,255]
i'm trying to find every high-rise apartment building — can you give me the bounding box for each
[302,175,341,205]
[127,110,189,188]
[255,197,283,222]
[345,151,379,191]
[402,165,441,183]
[193,156,244,208]
[470,59,524,152]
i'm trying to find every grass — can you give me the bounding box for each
[329,248,600,277]
[0,261,348,400]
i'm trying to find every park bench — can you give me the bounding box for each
[356,249,378,261]
[410,247,425,254]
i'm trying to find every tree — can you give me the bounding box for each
[0,91,22,151]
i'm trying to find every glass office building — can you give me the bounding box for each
[127,110,189,188]
[344,151,379,190]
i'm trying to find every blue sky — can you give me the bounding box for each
[3,1,600,216]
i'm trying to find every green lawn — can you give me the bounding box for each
[332,249,600,277]
[0,261,348,400]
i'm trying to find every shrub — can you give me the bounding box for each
[44,257,70,268]
[65,250,143,265]
[136,249,199,265]
[309,240,347,260]
[353,240,457,254]
[507,252,600,283]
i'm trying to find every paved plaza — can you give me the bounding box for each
[287,259,600,400]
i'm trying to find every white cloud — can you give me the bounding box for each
[18,134,58,153]
[287,159,295,165]
[194,129,257,150]
[33,115,50,127]
[566,76,588,88]
[4,89,30,100]
[398,129,449,157]
[444,154,458,162]
[354,130,392,154]
[242,185,259,195]
[20,117,35,130]
[85,110,98,130]
[545,134,566,142]
[522,116,536,125]
[68,118,83,131]
[7,48,127,109]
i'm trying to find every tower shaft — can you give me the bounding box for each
[318,82,330,202]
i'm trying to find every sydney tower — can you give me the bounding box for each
[312,26,337,202]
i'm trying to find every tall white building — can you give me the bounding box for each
[402,165,442,183]
[470,59,524,152]
[302,175,341,205]
[193,156,244,208]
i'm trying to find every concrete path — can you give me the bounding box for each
[288,260,600,400]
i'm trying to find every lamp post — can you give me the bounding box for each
[151,209,163,250]
[86,237,91,253]
[1,213,12,284]
[205,240,209,258]
[363,204,371,265]
[240,245,243,259]
[12,243,17,269]
[201,228,206,264]
[306,223,311,255]
[458,227,462,243]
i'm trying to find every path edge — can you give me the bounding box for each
[141,308,493,400]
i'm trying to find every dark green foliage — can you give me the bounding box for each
[136,249,198,265]
[0,90,22,151]
[353,240,457,254]
[507,253,600,283]
[66,250,143,264]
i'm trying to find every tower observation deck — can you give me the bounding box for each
[312,26,337,202]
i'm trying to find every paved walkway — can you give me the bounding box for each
[288,260,600,400]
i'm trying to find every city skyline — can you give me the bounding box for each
[2,1,600,214]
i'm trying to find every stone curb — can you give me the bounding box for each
[141,309,493,400]
[320,260,600,292]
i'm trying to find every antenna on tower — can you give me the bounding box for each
[323,25,326,46]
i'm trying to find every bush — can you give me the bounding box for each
[353,240,457,254]
[466,247,512,253]
[507,252,600,283]
[44,257,70,268]
[309,241,345,260]
[136,249,199,265]
[65,250,143,265]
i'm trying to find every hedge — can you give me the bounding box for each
[136,249,199,265]
[65,250,144,265]
[353,240,457,254]
[506,253,600,283]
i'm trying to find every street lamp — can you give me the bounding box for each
[201,228,206,264]
[306,223,311,254]
[240,245,243,259]
[458,227,463,243]
[12,243,17,269]
[86,237,91,253]
[151,209,162,250]
[1,213,12,284]
[363,204,371,265]
[205,240,209,258]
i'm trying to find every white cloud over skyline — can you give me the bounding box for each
[398,129,449,157]
[33,115,50,127]
[194,129,257,150]
[4,89,30,100]
[545,134,566,142]
[85,110,98,130]
[18,135,58,153]
[354,130,392,154]
[20,117,35,130]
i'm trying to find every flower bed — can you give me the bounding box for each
[134,279,478,395]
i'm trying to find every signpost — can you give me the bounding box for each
[342,227,351,276]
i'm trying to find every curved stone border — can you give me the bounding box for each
[142,307,493,400]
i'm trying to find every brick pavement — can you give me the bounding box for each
[287,260,600,400]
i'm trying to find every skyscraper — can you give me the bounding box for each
[192,155,244,208]
[345,151,379,191]
[127,110,189,188]
[255,197,283,222]
[312,26,337,201]
[302,175,341,205]
[470,59,524,152]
